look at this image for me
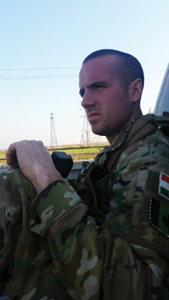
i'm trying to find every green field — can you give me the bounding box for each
[0,151,6,166]
[0,146,107,166]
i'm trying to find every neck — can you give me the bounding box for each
[106,109,143,144]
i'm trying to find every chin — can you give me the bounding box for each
[91,127,105,136]
[90,121,108,136]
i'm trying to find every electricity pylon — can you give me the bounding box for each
[50,113,58,147]
[80,112,97,146]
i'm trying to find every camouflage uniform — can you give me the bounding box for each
[1,114,169,300]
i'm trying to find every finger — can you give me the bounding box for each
[33,140,50,156]
[36,140,44,145]
[10,152,20,169]
[6,142,19,166]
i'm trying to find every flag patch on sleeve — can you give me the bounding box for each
[159,172,169,200]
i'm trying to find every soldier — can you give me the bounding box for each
[1,49,169,299]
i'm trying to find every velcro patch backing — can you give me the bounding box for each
[159,172,169,200]
[150,198,169,237]
[146,170,169,237]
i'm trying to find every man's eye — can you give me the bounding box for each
[94,85,105,89]
[79,90,85,97]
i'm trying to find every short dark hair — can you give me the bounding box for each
[83,49,144,89]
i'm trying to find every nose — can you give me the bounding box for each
[81,90,94,109]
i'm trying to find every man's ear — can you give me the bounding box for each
[128,78,143,103]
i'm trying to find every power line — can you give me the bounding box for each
[144,69,167,73]
[142,62,168,65]
[0,62,168,72]
[0,70,166,81]
[0,74,78,80]
[0,67,79,71]
[0,61,168,81]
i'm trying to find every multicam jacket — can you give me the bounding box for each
[1,114,169,300]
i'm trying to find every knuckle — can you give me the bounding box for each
[37,140,44,146]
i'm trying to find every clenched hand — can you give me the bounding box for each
[6,140,62,193]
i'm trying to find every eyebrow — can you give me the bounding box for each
[88,81,108,87]
[79,81,108,96]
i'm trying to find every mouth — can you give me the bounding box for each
[87,112,100,123]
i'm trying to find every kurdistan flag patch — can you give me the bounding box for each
[159,172,169,200]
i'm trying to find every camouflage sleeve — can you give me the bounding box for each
[30,179,95,267]
[0,167,37,295]
[30,179,87,236]
[30,179,106,298]
[0,168,73,300]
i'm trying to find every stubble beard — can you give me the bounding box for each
[90,120,111,137]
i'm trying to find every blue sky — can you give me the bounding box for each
[0,0,169,149]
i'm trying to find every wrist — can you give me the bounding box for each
[33,168,62,193]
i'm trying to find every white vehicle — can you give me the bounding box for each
[154,64,169,115]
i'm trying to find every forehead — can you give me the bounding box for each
[79,55,119,86]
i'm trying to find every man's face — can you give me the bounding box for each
[79,55,136,143]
